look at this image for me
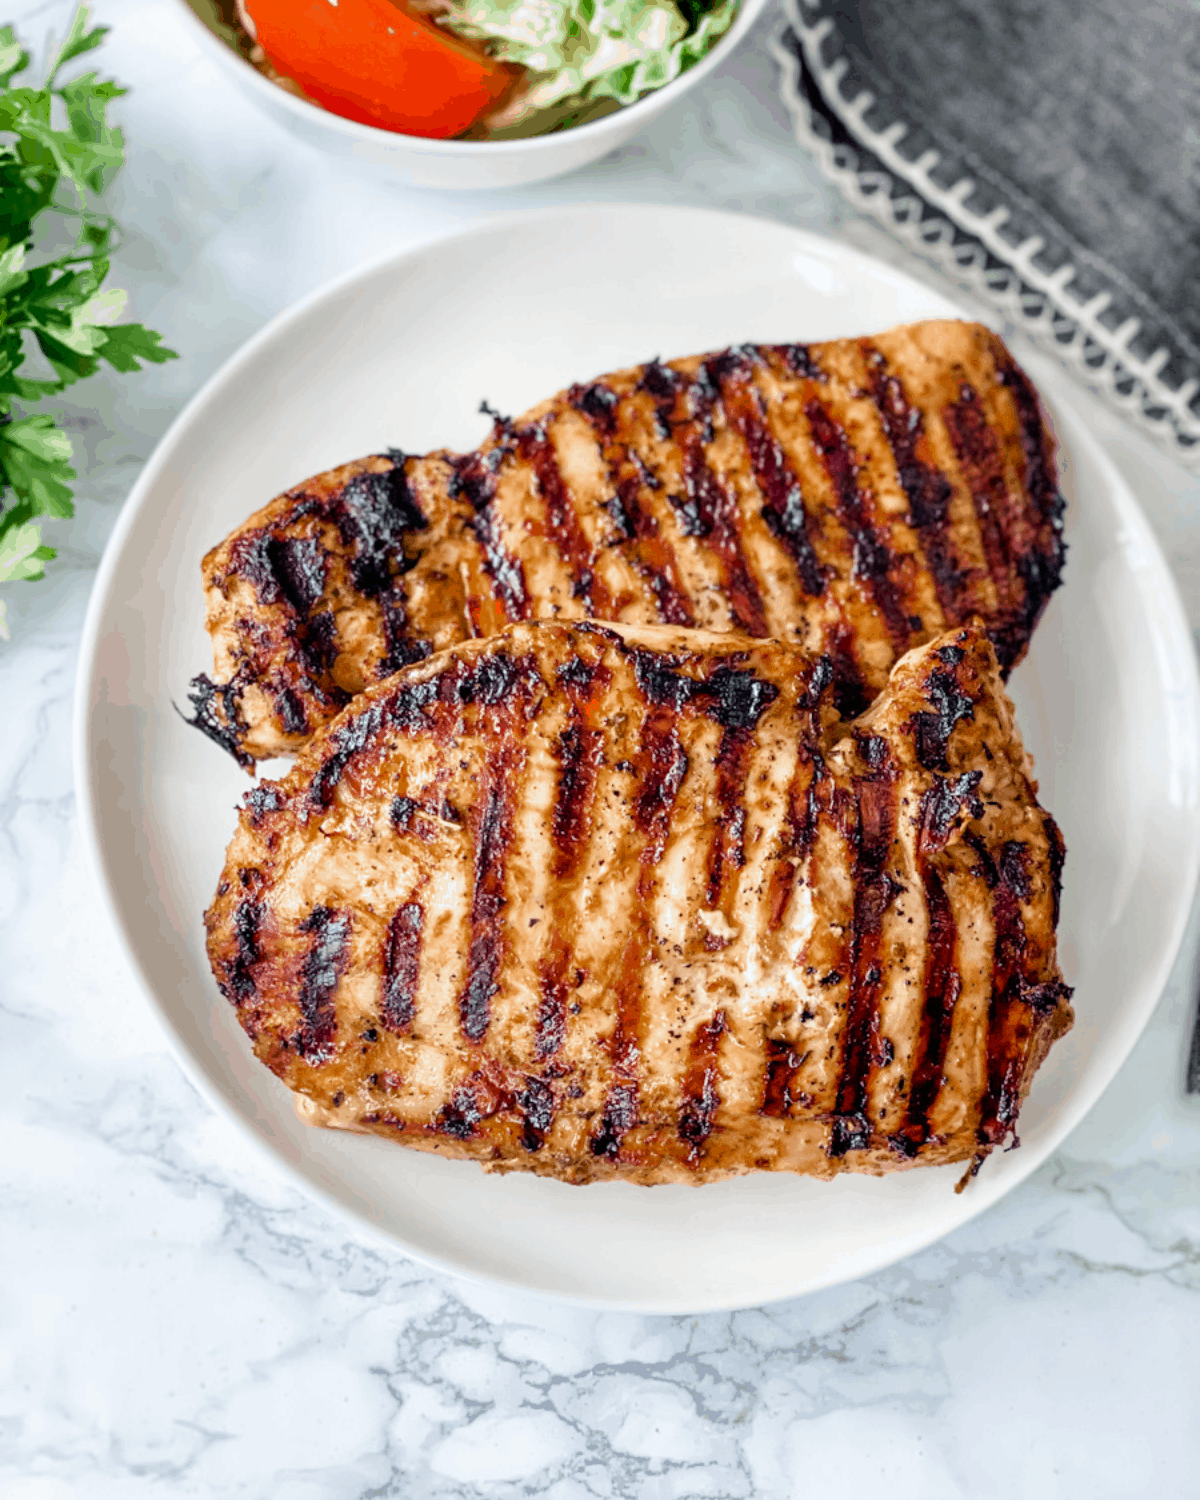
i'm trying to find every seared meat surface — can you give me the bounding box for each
[205,620,1071,1185]
[192,320,1066,764]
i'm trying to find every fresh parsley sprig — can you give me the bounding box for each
[0,4,176,635]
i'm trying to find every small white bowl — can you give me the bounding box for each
[175,0,771,190]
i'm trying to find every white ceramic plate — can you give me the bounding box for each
[75,205,1200,1313]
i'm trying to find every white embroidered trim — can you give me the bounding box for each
[772,0,1200,467]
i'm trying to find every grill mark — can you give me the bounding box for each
[589,692,689,1159]
[805,397,912,651]
[516,1075,555,1152]
[996,358,1069,640]
[683,361,770,636]
[334,460,427,597]
[266,535,327,617]
[865,347,967,617]
[828,739,899,1158]
[713,353,826,598]
[891,865,961,1155]
[766,745,823,929]
[536,656,611,1063]
[458,762,521,1045]
[382,902,423,1034]
[643,358,770,634]
[912,661,977,772]
[380,597,432,678]
[678,1010,727,1163]
[917,771,984,856]
[571,381,696,626]
[761,1038,812,1118]
[307,676,441,810]
[225,896,262,1003]
[822,621,871,719]
[996,358,1061,522]
[274,688,308,736]
[302,609,339,674]
[971,837,1039,1149]
[942,385,1026,669]
[451,447,529,621]
[296,906,349,1063]
[517,422,612,615]
[535,931,571,1061]
[704,727,755,917]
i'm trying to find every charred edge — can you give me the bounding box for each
[308,677,441,810]
[679,1010,727,1160]
[778,343,825,381]
[1046,813,1066,927]
[182,674,254,769]
[705,728,754,908]
[517,1076,555,1152]
[995,360,1070,651]
[588,1081,638,1159]
[458,777,516,1043]
[942,386,1026,670]
[714,355,827,597]
[805,397,913,651]
[761,1038,812,1118]
[827,748,899,1158]
[568,379,620,437]
[893,866,961,1152]
[243,784,283,825]
[917,771,984,857]
[331,462,427,598]
[639,358,684,439]
[436,1083,482,1140]
[866,351,968,614]
[382,902,423,1033]
[535,936,570,1060]
[912,668,976,772]
[224,897,262,1003]
[296,906,349,1063]
[630,649,779,729]
[676,360,770,636]
[517,422,607,614]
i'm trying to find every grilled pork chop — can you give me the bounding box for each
[205,619,1071,1185]
[191,319,1066,765]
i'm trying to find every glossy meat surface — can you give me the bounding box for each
[205,620,1071,1185]
[191,319,1066,763]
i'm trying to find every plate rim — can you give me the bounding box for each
[72,203,1200,1313]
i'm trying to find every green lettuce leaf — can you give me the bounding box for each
[440,0,739,122]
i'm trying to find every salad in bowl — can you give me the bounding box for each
[194,0,741,141]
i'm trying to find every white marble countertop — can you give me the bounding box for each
[6,0,1200,1493]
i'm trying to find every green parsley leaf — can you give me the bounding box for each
[0,3,177,621]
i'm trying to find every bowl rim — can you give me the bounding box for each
[172,0,773,154]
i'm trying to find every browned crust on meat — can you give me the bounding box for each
[190,320,1067,763]
[204,620,1071,1186]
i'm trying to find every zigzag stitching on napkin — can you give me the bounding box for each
[772,0,1200,467]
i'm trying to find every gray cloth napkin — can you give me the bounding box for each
[776,0,1200,463]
